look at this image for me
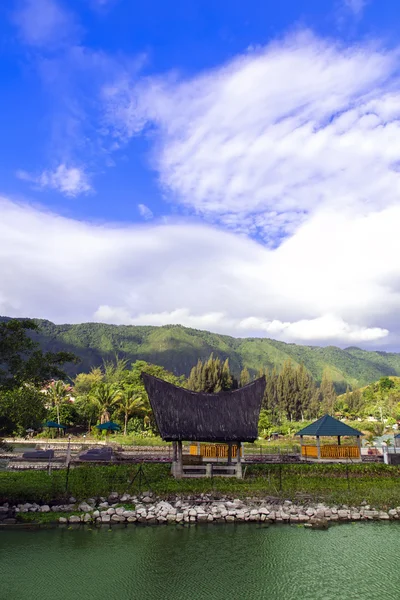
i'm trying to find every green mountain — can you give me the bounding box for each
[9,318,400,393]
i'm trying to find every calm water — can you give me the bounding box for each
[1,523,399,600]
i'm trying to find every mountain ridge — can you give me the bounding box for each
[2,317,400,393]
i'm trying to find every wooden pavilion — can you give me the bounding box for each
[296,415,363,461]
[142,373,265,478]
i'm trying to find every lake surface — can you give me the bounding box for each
[1,522,399,600]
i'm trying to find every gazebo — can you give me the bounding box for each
[142,373,265,478]
[296,415,363,461]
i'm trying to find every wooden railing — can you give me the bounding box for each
[301,446,318,458]
[301,445,360,459]
[189,444,242,458]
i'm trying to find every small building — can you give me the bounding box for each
[296,414,363,461]
[395,433,400,448]
[142,373,265,478]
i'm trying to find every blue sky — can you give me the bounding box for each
[2,0,400,350]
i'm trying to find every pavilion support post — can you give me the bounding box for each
[236,442,242,479]
[300,435,304,459]
[171,441,178,477]
[337,436,341,446]
[316,436,321,460]
[227,442,232,465]
[357,435,361,459]
[175,440,183,479]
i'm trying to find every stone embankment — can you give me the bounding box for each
[1,494,400,528]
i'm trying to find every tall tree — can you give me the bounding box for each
[239,367,250,387]
[320,369,336,415]
[113,386,147,435]
[45,380,72,424]
[0,319,77,390]
[90,383,121,423]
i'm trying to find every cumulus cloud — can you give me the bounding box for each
[13,0,80,48]
[17,164,92,197]
[0,197,398,348]
[103,31,400,241]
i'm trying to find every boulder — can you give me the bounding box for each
[78,502,92,513]
[309,518,329,530]
[39,505,51,513]
[59,517,68,524]
[111,514,126,523]
[68,515,81,523]
[338,510,349,520]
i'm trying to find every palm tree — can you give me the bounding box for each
[46,380,71,424]
[89,383,121,424]
[113,387,147,435]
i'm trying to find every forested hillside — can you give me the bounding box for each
[3,317,400,392]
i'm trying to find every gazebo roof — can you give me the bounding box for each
[296,414,363,437]
[142,373,265,443]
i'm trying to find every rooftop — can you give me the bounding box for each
[142,373,265,443]
[296,414,363,437]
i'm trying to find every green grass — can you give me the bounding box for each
[15,511,73,524]
[1,463,399,509]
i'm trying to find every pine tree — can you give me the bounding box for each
[239,367,250,387]
[320,369,336,415]
[221,358,233,391]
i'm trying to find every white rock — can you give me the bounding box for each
[101,515,111,523]
[338,510,349,520]
[111,514,125,522]
[68,515,81,523]
[40,505,50,513]
[106,508,116,515]
[59,517,68,523]
[78,503,92,513]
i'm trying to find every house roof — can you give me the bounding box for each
[141,373,265,443]
[296,414,363,437]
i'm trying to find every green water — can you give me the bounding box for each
[1,523,399,600]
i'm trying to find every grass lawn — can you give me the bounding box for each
[1,463,399,509]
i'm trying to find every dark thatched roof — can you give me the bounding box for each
[142,373,265,443]
[296,414,363,437]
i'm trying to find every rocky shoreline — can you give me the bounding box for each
[2,494,400,528]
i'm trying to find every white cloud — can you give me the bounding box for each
[103,31,400,241]
[13,0,80,48]
[343,0,367,17]
[17,164,92,197]
[0,196,399,348]
[138,204,154,220]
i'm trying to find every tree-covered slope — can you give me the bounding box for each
[3,317,400,391]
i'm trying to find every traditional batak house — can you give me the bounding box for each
[142,373,265,478]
